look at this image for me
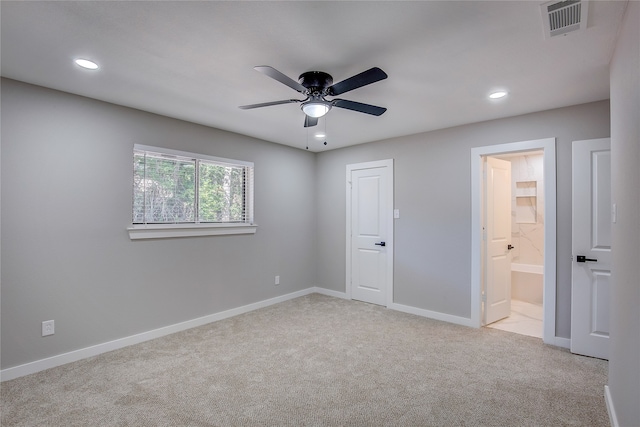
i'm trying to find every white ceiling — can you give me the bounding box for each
[0,1,627,151]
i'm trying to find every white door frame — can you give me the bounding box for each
[346,159,394,306]
[470,138,558,345]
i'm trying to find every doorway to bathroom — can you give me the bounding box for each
[484,150,545,338]
[470,138,557,345]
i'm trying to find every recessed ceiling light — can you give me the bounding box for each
[315,133,326,139]
[489,91,508,99]
[74,58,99,70]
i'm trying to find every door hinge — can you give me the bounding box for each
[482,292,487,303]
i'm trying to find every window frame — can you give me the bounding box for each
[128,144,256,240]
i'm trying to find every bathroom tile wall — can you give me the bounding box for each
[510,153,544,266]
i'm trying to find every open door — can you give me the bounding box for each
[485,156,513,324]
[571,138,611,360]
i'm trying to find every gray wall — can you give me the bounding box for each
[0,77,617,372]
[316,101,610,338]
[1,79,317,369]
[608,1,640,425]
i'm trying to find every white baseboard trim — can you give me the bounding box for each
[313,289,476,328]
[0,288,560,382]
[311,287,348,299]
[604,385,619,427]
[388,302,476,328]
[1,287,316,382]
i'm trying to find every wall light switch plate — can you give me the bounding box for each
[393,209,400,219]
[612,203,617,223]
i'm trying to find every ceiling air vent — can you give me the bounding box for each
[540,0,589,39]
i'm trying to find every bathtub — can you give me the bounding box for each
[511,263,543,304]
[511,263,544,275]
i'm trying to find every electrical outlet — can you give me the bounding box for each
[42,320,55,337]
[275,275,280,285]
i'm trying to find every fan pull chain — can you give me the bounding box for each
[323,117,328,147]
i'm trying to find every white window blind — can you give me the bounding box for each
[133,145,254,225]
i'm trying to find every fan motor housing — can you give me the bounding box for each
[299,71,333,93]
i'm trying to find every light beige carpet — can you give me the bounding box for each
[1,294,609,426]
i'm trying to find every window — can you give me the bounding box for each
[128,145,255,239]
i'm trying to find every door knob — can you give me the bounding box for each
[375,242,386,247]
[507,244,515,250]
[576,255,597,263]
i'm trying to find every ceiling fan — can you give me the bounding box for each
[239,66,388,127]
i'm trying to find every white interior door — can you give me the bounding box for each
[485,156,513,325]
[347,160,393,306]
[571,138,611,360]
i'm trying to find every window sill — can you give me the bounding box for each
[127,223,257,240]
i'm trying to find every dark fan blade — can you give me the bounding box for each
[332,99,387,116]
[239,99,301,110]
[304,115,318,127]
[254,66,307,94]
[327,67,388,96]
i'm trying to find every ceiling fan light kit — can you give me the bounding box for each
[239,65,388,127]
[302,102,331,118]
